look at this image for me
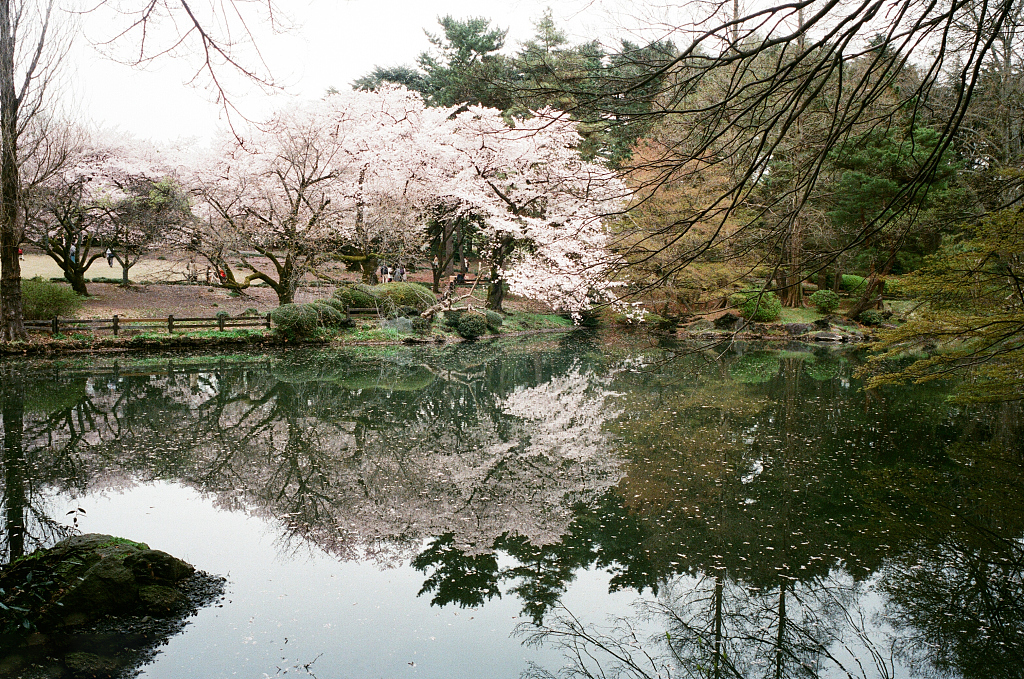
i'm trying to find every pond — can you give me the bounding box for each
[1,334,1022,679]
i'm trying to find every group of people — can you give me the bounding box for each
[378,263,406,283]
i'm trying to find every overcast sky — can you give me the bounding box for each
[68,0,669,145]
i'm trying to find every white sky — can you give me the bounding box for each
[68,0,663,145]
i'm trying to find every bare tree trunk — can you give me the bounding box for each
[359,257,378,285]
[2,365,25,561]
[0,0,25,341]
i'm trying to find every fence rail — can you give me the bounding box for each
[25,314,272,336]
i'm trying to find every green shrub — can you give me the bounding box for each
[485,309,503,330]
[333,284,379,309]
[858,309,883,326]
[318,297,348,314]
[375,282,435,311]
[411,317,432,334]
[269,303,320,338]
[457,312,488,339]
[443,309,466,328]
[883,277,905,297]
[736,291,782,322]
[309,301,349,328]
[841,274,868,293]
[22,277,82,320]
[809,289,840,313]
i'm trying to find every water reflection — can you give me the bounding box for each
[0,338,1021,678]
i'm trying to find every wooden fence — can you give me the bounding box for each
[26,306,384,336]
[25,314,271,336]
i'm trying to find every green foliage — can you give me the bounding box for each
[457,312,488,339]
[309,302,349,328]
[352,65,428,93]
[21,277,82,320]
[735,291,782,322]
[728,352,782,384]
[809,289,841,313]
[883,277,906,297]
[859,309,884,326]
[841,274,868,293]
[375,282,436,311]
[412,316,432,334]
[417,16,513,109]
[269,304,321,338]
[860,208,1024,401]
[484,309,503,330]
[321,298,348,314]
[443,309,466,328]
[333,284,380,309]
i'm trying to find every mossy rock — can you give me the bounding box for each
[0,534,194,634]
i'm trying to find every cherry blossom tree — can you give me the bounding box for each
[189,87,626,312]
[433,107,626,314]
[25,132,179,295]
[189,87,451,301]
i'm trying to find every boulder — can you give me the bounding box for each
[713,312,744,330]
[0,535,223,679]
[1,534,196,629]
[783,323,815,336]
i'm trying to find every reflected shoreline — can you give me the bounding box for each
[1,340,1021,679]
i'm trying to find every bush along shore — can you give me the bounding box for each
[5,280,884,357]
[3,281,580,357]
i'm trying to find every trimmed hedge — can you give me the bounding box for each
[375,282,435,311]
[485,309,503,330]
[734,291,782,322]
[309,301,349,328]
[809,289,840,313]
[457,312,488,339]
[333,284,380,309]
[269,303,320,338]
[321,298,349,314]
[443,309,466,328]
[22,277,82,320]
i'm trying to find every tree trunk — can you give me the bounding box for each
[485,267,504,311]
[847,247,897,319]
[2,365,25,560]
[121,263,130,287]
[0,0,24,341]
[66,269,88,296]
[359,257,378,285]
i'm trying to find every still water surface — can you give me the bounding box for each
[1,334,1021,678]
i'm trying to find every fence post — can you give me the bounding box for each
[51,317,58,335]
[218,315,225,331]
[112,315,119,337]
[168,315,174,333]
